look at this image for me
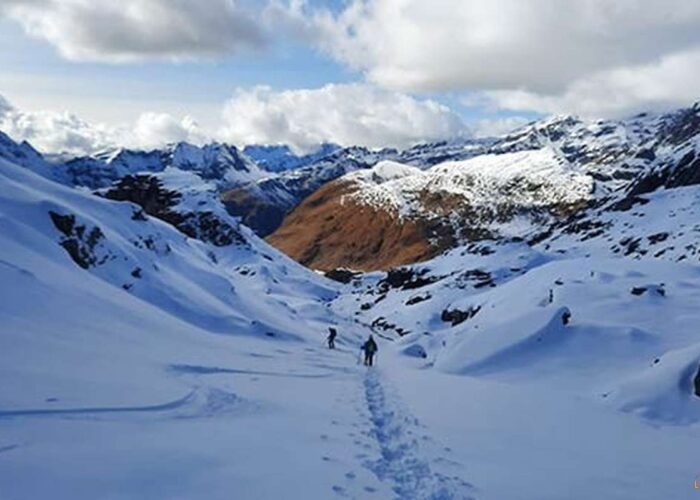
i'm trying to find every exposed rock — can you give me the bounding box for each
[49,211,106,269]
[324,268,361,284]
[405,293,431,306]
[630,285,666,297]
[379,268,439,291]
[561,309,572,325]
[102,175,245,247]
[441,305,481,326]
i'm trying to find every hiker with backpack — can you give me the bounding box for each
[362,335,378,366]
[327,327,338,349]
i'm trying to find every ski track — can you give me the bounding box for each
[169,363,332,378]
[0,390,197,418]
[361,369,476,500]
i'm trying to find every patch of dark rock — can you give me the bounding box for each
[49,211,75,236]
[177,212,246,247]
[406,293,431,306]
[131,267,142,278]
[647,232,669,245]
[325,268,361,284]
[561,310,572,325]
[631,285,665,297]
[371,316,409,336]
[378,268,439,291]
[131,208,148,221]
[49,211,106,269]
[609,195,651,212]
[441,305,481,326]
[527,228,554,246]
[694,366,700,398]
[619,236,643,256]
[104,175,246,247]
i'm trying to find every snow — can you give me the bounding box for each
[2,109,700,500]
[346,149,593,225]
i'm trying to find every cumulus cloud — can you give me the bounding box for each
[481,48,700,118]
[1,0,266,62]
[218,83,468,153]
[133,113,206,150]
[473,116,533,138]
[0,95,208,155]
[275,0,700,117]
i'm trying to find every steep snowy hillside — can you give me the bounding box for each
[268,104,700,271]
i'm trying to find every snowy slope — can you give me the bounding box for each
[3,103,700,500]
[329,239,700,498]
[347,150,593,225]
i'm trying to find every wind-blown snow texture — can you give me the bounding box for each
[2,104,700,500]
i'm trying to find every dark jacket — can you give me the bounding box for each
[363,337,378,354]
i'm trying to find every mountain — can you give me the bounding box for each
[243,143,341,172]
[221,139,491,237]
[3,114,700,499]
[267,105,700,271]
[0,130,66,183]
[61,142,266,190]
[221,146,398,236]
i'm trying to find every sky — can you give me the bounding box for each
[0,0,698,155]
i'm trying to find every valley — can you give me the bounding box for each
[1,104,700,499]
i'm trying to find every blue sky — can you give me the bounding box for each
[0,17,355,126]
[0,1,697,154]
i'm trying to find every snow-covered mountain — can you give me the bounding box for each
[268,104,700,271]
[222,146,398,235]
[60,141,266,190]
[222,140,495,237]
[243,143,341,172]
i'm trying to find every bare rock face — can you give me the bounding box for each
[694,365,700,398]
[49,211,106,269]
[102,175,246,247]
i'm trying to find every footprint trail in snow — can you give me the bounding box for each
[361,369,477,500]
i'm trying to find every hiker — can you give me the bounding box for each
[327,327,337,349]
[362,335,378,366]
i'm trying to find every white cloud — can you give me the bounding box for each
[473,116,532,138]
[0,95,208,155]
[1,0,266,62]
[133,113,206,150]
[277,0,700,117]
[481,48,700,118]
[218,83,468,153]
